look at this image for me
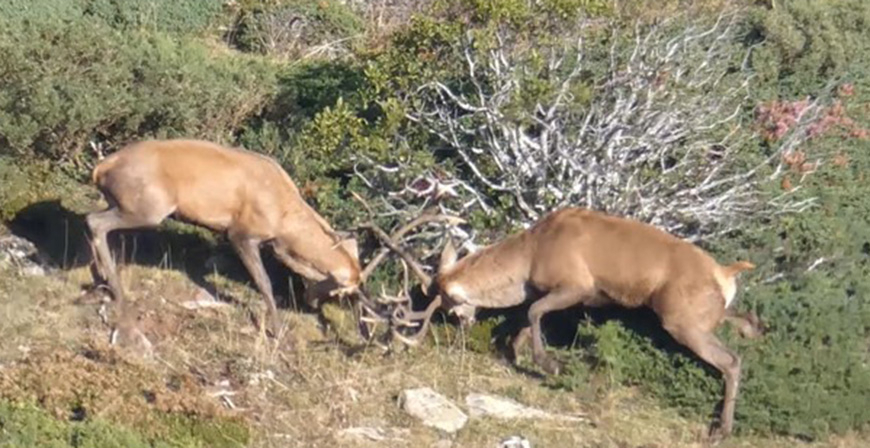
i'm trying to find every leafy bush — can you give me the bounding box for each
[79,0,226,35]
[747,0,870,97]
[226,0,363,58]
[0,4,276,169]
[0,0,226,36]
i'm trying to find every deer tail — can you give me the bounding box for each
[723,260,756,277]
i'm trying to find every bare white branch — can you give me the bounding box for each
[400,11,827,241]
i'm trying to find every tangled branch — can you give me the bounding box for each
[404,11,827,241]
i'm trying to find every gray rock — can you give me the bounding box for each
[337,426,410,443]
[399,387,468,434]
[0,233,47,276]
[465,393,587,422]
[430,439,454,448]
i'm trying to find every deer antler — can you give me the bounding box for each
[360,220,462,346]
[359,211,465,282]
[360,221,434,288]
[351,192,464,346]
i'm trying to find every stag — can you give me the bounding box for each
[87,139,370,347]
[367,207,762,440]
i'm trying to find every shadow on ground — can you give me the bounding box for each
[7,199,306,310]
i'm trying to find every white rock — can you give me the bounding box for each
[20,264,45,277]
[465,393,587,422]
[431,439,453,448]
[399,387,468,434]
[0,233,47,276]
[337,426,410,443]
[180,287,230,310]
[499,436,532,448]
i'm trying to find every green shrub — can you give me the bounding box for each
[227,0,363,58]
[746,0,870,98]
[0,8,276,170]
[0,0,85,26]
[0,158,94,221]
[79,0,226,35]
[0,400,148,448]
[0,0,226,36]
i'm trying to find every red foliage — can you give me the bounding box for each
[755,84,868,144]
[756,98,810,142]
[759,84,869,191]
[838,83,854,98]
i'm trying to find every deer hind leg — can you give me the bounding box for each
[87,208,125,298]
[229,232,280,337]
[86,207,170,300]
[527,286,591,375]
[663,320,742,440]
[509,325,532,363]
[86,207,168,353]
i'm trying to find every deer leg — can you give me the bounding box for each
[664,323,742,439]
[86,207,166,353]
[271,247,330,309]
[724,309,765,339]
[87,206,171,303]
[510,325,532,363]
[88,208,140,300]
[272,246,328,284]
[230,232,280,337]
[528,287,588,375]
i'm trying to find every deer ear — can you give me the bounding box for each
[338,237,359,261]
[439,239,458,272]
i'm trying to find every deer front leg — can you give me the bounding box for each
[230,232,281,337]
[509,325,532,363]
[271,245,330,308]
[527,287,589,375]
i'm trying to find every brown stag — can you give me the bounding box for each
[87,139,365,348]
[367,207,762,440]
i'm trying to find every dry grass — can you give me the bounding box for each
[0,261,867,448]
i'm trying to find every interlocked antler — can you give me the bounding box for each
[352,193,463,346]
[359,215,464,346]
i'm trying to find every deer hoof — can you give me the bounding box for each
[267,319,282,339]
[707,423,731,445]
[111,324,154,358]
[535,354,561,375]
[749,313,768,337]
